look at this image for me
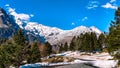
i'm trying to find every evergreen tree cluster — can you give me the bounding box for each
[0,29,42,67]
[59,32,106,53]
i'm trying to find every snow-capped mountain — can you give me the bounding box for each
[25,23,102,45]
[0,7,44,42]
[8,7,102,45]
[14,20,102,45]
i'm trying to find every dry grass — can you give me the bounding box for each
[81,53,91,56]
[43,56,74,63]
[102,49,108,52]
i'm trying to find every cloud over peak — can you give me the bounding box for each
[110,0,116,3]
[101,0,117,9]
[101,3,117,9]
[8,7,30,21]
[5,4,10,7]
[5,5,34,21]
[82,17,88,22]
[4,4,35,28]
[71,22,75,25]
[87,1,99,10]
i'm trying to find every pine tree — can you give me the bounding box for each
[98,33,106,51]
[59,44,64,53]
[107,7,120,53]
[64,42,68,51]
[79,32,99,52]
[0,29,43,67]
[91,32,98,52]
[13,29,26,46]
[69,39,75,51]
[45,42,52,56]
[78,33,84,50]
[81,33,91,52]
[0,45,12,68]
[107,7,120,65]
[27,42,41,63]
[0,43,23,67]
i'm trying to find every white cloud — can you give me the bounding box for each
[17,14,30,21]
[87,1,99,9]
[7,7,31,21]
[101,3,117,9]
[71,22,75,25]
[110,0,116,3]
[101,0,117,9]
[30,14,34,17]
[82,17,88,22]
[87,5,98,9]
[5,4,10,7]
[5,5,35,28]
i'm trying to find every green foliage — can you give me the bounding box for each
[107,7,120,53]
[69,39,75,51]
[0,45,11,68]
[0,44,22,67]
[77,34,84,50]
[0,38,7,44]
[91,32,99,51]
[64,42,68,51]
[27,42,41,63]
[13,29,26,46]
[107,7,120,65]
[78,32,100,52]
[45,42,52,56]
[0,29,42,67]
[68,32,104,53]
[98,33,106,50]
[59,44,64,53]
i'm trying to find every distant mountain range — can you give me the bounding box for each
[0,7,102,45]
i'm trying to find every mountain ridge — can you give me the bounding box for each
[16,21,102,45]
[0,7,102,45]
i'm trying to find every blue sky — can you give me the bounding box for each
[0,0,120,32]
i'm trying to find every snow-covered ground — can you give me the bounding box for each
[65,51,118,68]
[20,51,118,68]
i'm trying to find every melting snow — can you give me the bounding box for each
[20,51,118,68]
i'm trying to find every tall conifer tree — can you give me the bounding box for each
[107,7,120,65]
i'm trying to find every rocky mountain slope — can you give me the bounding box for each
[0,8,19,40]
[0,8,44,43]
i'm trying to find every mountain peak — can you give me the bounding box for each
[90,26,102,34]
[0,8,7,15]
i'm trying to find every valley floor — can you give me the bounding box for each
[20,51,118,68]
